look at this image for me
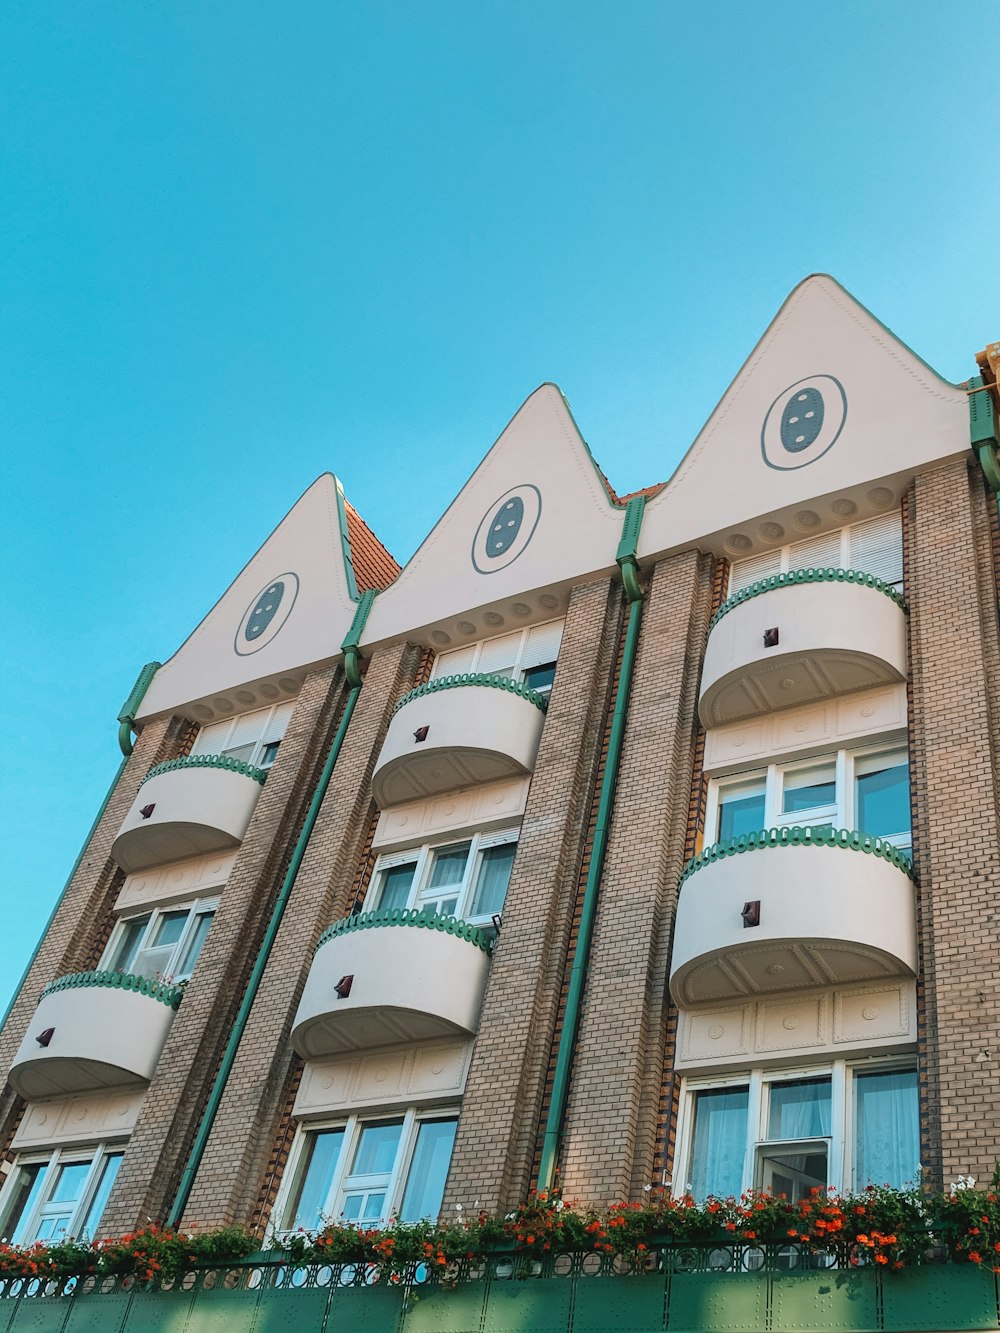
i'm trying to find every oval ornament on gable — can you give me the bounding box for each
[234,572,300,656]
[761,375,847,471]
[471,484,542,574]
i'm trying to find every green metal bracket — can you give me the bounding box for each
[969,376,1000,492]
[116,660,162,757]
[342,589,377,688]
[616,495,646,604]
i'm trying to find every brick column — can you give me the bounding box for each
[0,713,183,1142]
[443,578,622,1214]
[100,664,349,1234]
[909,459,1000,1188]
[559,549,714,1205]
[176,641,422,1230]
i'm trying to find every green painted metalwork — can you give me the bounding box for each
[391,671,549,717]
[39,969,184,1010]
[679,825,917,887]
[334,473,362,603]
[709,566,907,630]
[969,376,1000,492]
[117,660,162,758]
[143,752,269,786]
[343,589,378,688]
[316,907,492,954]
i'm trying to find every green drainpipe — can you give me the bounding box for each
[166,591,376,1228]
[537,497,646,1191]
[1,661,161,1030]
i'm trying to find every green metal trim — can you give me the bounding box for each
[333,474,362,603]
[391,672,548,717]
[709,567,908,629]
[40,969,184,1010]
[166,591,378,1229]
[968,376,1000,492]
[342,589,377,689]
[144,753,268,785]
[117,660,162,757]
[680,825,917,886]
[537,499,648,1191]
[316,907,492,954]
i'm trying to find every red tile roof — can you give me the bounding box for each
[345,501,400,592]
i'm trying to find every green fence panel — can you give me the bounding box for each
[326,1284,405,1331]
[61,1292,133,1333]
[186,1279,262,1333]
[770,1270,876,1331]
[881,1265,999,1331]
[402,1281,488,1332]
[482,1277,573,1333]
[6,1298,69,1333]
[116,1288,195,1333]
[572,1274,666,1332]
[665,1271,766,1332]
[253,1285,330,1332]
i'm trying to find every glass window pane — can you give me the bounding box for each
[470,845,516,918]
[522,662,556,694]
[855,1070,919,1188]
[152,911,188,949]
[0,1163,46,1243]
[48,1161,91,1204]
[286,1129,345,1231]
[717,787,765,841]
[341,1195,362,1221]
[79,1154,122,1239]
[260,740,281,768]
[350,1122,403,1177]
[108,916,150,973]
[428,845,470,890]
[361,1193,385,1220]
[758,1145,828,1203]
[377,863,417,912]
[689,1087,748,1199]
[399,1119,457,1222]
[177,912,214,978]
[782,766,836,814]
[767,1079,832,1139]
[856,762,910,839]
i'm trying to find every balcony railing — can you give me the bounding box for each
[291,908,492,1058]
[111,753,267,873]
[8,970,183,1099]
[372,673,547,808]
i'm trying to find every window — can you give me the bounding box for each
[275,1110,458,1233]
[729,513,903,596]
[101,898,218,983]
[190,701,294,771]
[679,1062,918,1201]
[433,620,563,697]
[369,829,518,928]
[0,1146,124,1243]
[706,745,910,855]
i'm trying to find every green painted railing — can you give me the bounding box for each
[391,672,548,717]
[40,969,185,1010]
[315,907,492,954]
[680,825,917,886]
[709,566,907,630]
[143,753,268,785]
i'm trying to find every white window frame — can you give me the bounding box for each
[99,896,220,984]
[271,1107,460,1236]
[705,742,911,852]
[0,1143,125,1244]
[432,619,564,696]
[190,702,292,771]
[368,828,519,926]
[728,514,903,596]
[674,1056,918,1199]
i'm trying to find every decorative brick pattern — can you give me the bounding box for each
[443,579,622,1214]
[908,459,1000,1189]
[558,549,715,1205]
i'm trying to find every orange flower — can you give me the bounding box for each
[969,1251,983,1265]
[874,1254,888,1265]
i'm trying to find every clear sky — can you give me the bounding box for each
[1,2,998,1011]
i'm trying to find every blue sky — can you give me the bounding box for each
[2,2,998,1010]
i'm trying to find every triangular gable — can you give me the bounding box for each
[363,384,624,648]
[639,275,970,562]
[137,474,385,721]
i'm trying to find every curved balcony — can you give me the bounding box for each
[291,909,493,1059]
[9,971,183,1100]
[111,755,267,873]
[372,674,547,808]
[699,570,908,728]
[669,827,917,1006]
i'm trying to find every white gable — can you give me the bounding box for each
[137,474,361,721]
[362,384,624,649]
[639,275,970,563]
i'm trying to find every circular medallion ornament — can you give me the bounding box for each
[471,484,542,574]
[761,375,847,471]
[234,573,300,656]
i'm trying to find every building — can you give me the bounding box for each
[1,275,999,1328]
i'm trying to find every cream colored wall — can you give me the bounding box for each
[115,849,236,915]
[294,1039,473,1119]
[373,777,528,851]
[111,765,262,873]
[12,1089,145,1150]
